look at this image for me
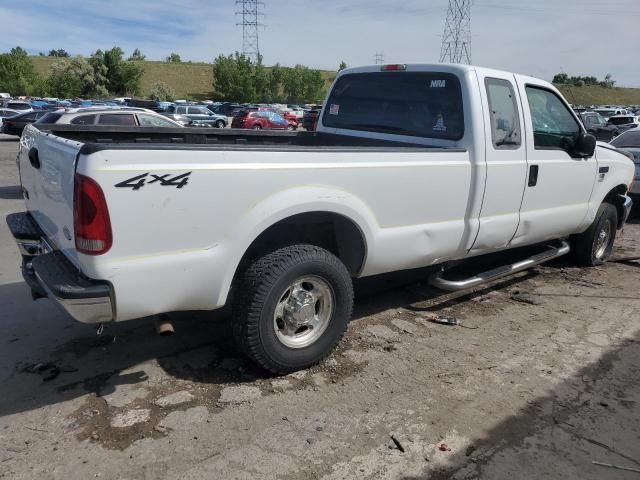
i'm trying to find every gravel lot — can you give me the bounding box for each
[0,133,638,479]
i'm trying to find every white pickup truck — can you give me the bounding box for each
[8,64,634,374]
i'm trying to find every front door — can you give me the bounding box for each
[511,83,597,246]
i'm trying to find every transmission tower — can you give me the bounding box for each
[236,0,264,61]
[375,52,384,64]
[439,0,472,64]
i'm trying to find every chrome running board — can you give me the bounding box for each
[430,241,570,292]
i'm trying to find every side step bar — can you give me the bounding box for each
[430,241,570,292]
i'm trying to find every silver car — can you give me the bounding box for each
[166,105,227,128]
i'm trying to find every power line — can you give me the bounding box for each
[440,0,472,65]
[375,52,385,64]
[235,0,264,61]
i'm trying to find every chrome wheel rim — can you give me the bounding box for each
[273,275,334,349]
[594,220,612,259]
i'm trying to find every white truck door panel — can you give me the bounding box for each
[511,81,597,245]
[470,73,528,253]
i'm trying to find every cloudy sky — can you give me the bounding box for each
[1,0,639,85]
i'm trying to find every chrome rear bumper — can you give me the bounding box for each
[7,212,114,324]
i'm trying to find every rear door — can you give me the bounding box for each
[511,81,597,245]
[470,73,528,253]
[18,125,84,259]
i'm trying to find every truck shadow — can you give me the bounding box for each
[0,262,537,420]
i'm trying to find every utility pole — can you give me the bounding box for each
[439,0,472,64]
[375,52,384,65]
[236,0,264,61]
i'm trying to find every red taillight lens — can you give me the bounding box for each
[381,64,407,71]
[74,174,112,255]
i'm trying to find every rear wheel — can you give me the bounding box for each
[252,124,262,130]
[232,245,353,374]
[571,202,618,266]
[215,120,226,128]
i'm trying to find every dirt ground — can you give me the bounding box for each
[0,133,639,479]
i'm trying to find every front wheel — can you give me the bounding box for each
[571,202,618,266]
[252,124,262,130]
[232,245,354,374]
[215,120,226,128]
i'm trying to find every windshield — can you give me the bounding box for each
[323,72,464,140]
[596,110,615,117]
[610,129,640,148]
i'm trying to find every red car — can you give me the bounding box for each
[256,106,298,130]
[231,110,290,130]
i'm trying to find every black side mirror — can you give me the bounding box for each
[573,131,596,158]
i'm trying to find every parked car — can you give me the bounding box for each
[0,108,20,119]
[1,110,48,135]
[577,111,620,142]
[8,64,634,375]
[126,99,168,113]
[35,108,183,127]
[231,109,289,129]
[302,106,322,130]
[4,101,32,112]
[161,113,193,126]
[606,115,640,135]
[167,105,227,128]
[209,102,242,117]
[610,129,640,200]
[595,108,627,121]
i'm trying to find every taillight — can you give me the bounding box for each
[74,174,112,255]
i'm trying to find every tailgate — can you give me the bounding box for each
[19,125,84,262]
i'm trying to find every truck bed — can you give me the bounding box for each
[35,124,463,153]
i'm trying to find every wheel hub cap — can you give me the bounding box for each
[273,276,334,349]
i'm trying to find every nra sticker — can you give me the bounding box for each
[329,104,340,115]
[430,79,446,88]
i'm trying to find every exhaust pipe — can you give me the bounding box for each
[155,315,175,336]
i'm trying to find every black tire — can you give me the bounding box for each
[571,202,618,266]
[252,124,262,130]
[232,244,353,374]
[215,120,226,128]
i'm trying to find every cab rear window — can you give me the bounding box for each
[323,72,464,140]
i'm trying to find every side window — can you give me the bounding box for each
[138,114,177,127]
[525,86,581,152]
[97,114,136,126]
[485,78,521,149]
[70,114,96,125]
[582,115,595,127]
[176,107,187,114]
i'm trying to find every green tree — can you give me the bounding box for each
[212,52,257,102]
[128,48,146,61]
[48,49,70,57]
[48,56,103,98]
[601,73,616,89]
[95,47,143,95]
[339,61,347,71]
[166,52,181,63]
[552,73,569,84]
[148,81,176,101]
[0,46,42,96]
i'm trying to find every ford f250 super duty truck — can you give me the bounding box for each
[8,64,635,374]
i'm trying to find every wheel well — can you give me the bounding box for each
[235,212,367,279]
[604,184,628,228]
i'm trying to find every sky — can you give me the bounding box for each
[1,0,639,86]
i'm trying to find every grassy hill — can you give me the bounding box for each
[31,56,639,104]
[31,56,336,100]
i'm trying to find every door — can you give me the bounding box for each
[511,82,597,246]
[470,74,528,253]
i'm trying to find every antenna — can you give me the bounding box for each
[375,52,385,65]
[236,0,264,61]
[439,0,472,64]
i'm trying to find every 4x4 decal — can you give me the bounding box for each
[115,172,191,190]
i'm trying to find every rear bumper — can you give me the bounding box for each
[6,212,114,324]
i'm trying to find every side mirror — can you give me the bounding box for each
[573,131,596,158]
